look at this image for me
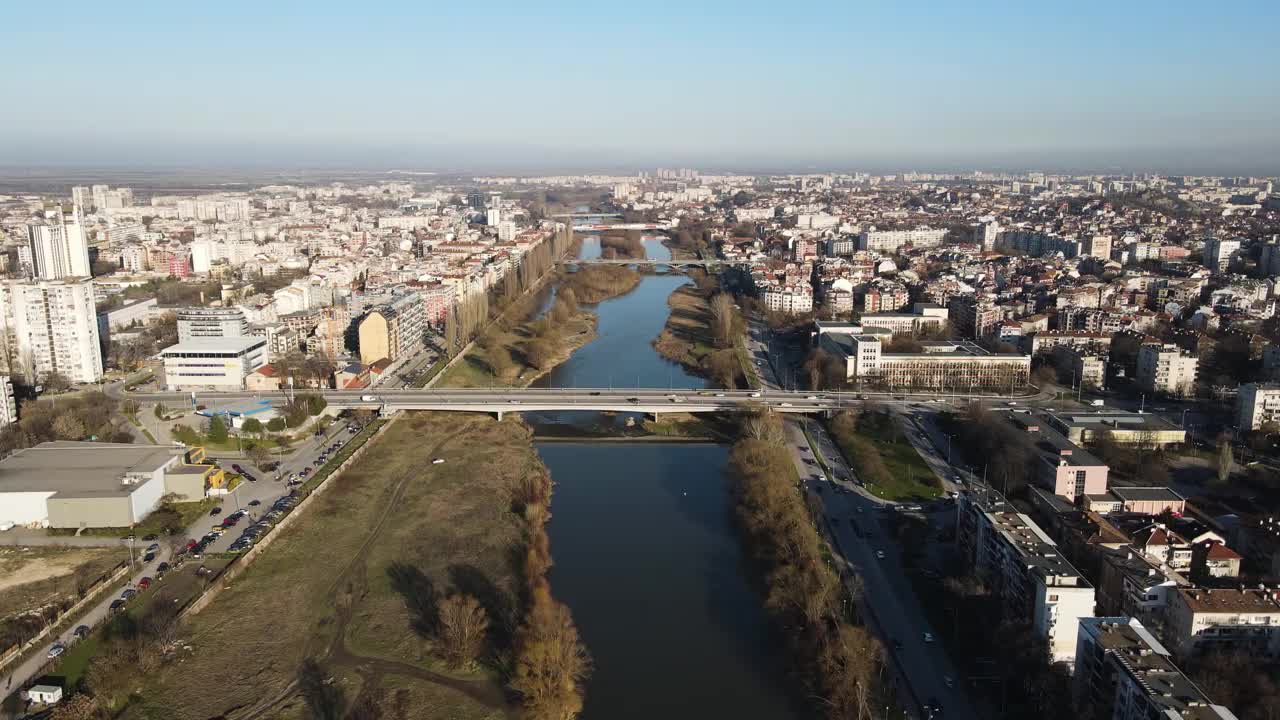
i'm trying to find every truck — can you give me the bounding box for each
[1090,399,1105,407]
[361,395,378,402]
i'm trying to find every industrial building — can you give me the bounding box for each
[0,442,223,529]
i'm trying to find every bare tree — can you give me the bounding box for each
[437,593,490,668]
[709,292,737,348]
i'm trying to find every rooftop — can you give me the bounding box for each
[0,442,181,499]
[1176,587,1280,614]
[160,336,267,355]
[1112,487,1187,503]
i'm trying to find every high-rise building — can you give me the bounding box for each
[1202,237,1240,272]
[3,279,103,384]
[0,376,15,428]
[71,186,92,212]
[25,208,91,280]
[1136,343,1198,397]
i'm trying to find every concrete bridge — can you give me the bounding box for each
[561,257,723,267]
[124,387,854,419]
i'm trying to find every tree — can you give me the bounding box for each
[709,293,737,348]
[525,339,557,371]
[48,694,98,720]
[52,414,86,440]
[707,349,741,389]
[206,415,229,444]
[154,403,168,420]
[489,346,516,378]
[1216,438,1234,484]
[241,417,264,436]
[437,593,490,669]
[122,399,141,417]
[266,417,286,433]
[510,592,592,720]
[246,443,273,470]
[41,371,72,393]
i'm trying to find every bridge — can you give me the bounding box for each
[562,257,723,267]
[572,222,674,232]
[552,212,620,220]
[123,387,858,419]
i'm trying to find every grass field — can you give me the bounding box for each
[829,413,942,501]
[112,412,532,720]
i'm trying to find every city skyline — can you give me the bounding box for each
[3,0,1278,174]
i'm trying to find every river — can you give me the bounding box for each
[531,235,804,720]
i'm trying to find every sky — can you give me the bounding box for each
[2,0,1278,174]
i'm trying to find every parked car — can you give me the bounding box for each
[109,599,125,612]
[48,642,66,658]
[156,562,170,574]
[138,577,152,589]
[73,625,90,639]
[232,464,244,473]
[142,552,156,563]
[120,588,136,600]
[248,499,261,507]
[209,507,222,516]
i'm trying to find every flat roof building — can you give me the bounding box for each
[0,442,221,529]
[160,336,268,391]
[1074,617,1237,720]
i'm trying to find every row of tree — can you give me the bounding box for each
[729,411,885,719]
[0,391,132,457]
[507,442,592,719]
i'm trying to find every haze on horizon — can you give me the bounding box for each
[3,0,1278,176]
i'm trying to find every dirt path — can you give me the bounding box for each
[232,421,510,720]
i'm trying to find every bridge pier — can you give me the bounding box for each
[495,410,503,422]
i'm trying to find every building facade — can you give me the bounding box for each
[1136,344,1198,397]
[160,337,268,391]
[4,279,103,383]
[25,208,91,280]
[177,306,249,342]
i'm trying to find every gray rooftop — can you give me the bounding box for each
[0,442,180,499]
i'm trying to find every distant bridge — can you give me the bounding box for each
[561,258,723,267]
[572,222,674,232]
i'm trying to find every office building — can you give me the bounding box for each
[859,303,948,336]
[1136,344,1198,397]
[1236,383,1280,431]
[4,279,103,383]
[1074,617,1236,720]
[177,307,249,342]
[818,331,1029,392]
[26,208,91,280]
[1005,412,1110,502]
[957,484,1096,664]
[160,336,268,391]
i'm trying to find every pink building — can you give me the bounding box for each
[1011,413,1110,503]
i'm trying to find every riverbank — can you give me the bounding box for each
[86,412,538,720]
[529,410,737,442]
[652,275,748,389]
[561,264,641,304]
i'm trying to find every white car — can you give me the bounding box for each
[749,392,761,398]
[875,550,886,559]
[48,642,66,658]
[923,632,935,643]
[714,392,726,397]
[431,458,445,465]
[806,395,818,400]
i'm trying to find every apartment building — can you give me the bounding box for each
[1165,587,1280,659]
[356,292,427,365]
[1236,383,1280,430]
[762,286,814,314]
[947,294,1000,338]
[25,208,91,280]
[1028,331,1113,356]
[1051,345,1108,390]
[177,306,249,341]
[819,332,1030,392]
[957,485,1096,664]
[1202,237,1240,272]
[0,375,15,428]
[3,279,103,383]
[1136,344,1198,398]
[862,280,910,314]
[1073,617,1236,720]
[857,227,948,253]
[998,230,1082,259]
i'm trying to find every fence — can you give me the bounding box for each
[0,561,131,676]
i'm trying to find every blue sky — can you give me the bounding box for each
[2,0,1277,172]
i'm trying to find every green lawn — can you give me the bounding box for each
[828,414,941,502]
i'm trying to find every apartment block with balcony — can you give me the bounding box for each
[1136,343,1198,398]
[957,485,1097,664]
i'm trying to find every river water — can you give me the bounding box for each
[532,235,804,720]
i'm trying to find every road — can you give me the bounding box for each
[788,418,979,720]
[0,416,357,716]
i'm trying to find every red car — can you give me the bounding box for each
[138,577,152,589]
[184,539,198,551]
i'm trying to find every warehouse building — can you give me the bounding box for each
[0,442,222,529]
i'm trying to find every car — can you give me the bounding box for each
[806,395,819,400]
[143,552,156,563]
[156,562,170,573]
[109,599,125,612]
[589,391,601,396]
[184,539,198,551]
[138,577,153,589]
[210,507,222,516]
[923,632,935,643]
[121,533,136,541]
[627,397,639,403]
[749,392,761,398]
[943,676,954,688]
[508,400,521,404]
[714,392,725,397]
[248,499,261,506]
[232,464,244,473]
[876,550,886,559]
[779,402,793,407]
[145,542,160,552]
[245,474,258,482]
[431,458,445,465]
[120,588,136,600]
[142,534,158,541]
[73,625,91,639]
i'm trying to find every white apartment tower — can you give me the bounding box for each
[1136,343,1198,398]
[3,279,103,383]
[26,209,91,280]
